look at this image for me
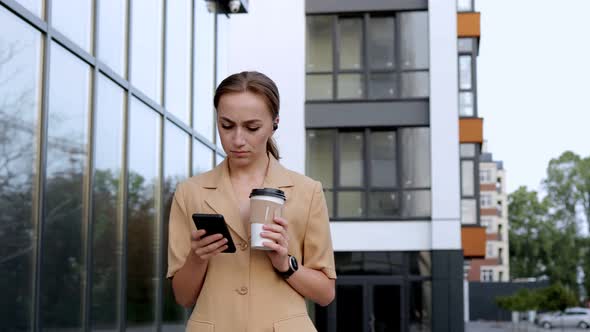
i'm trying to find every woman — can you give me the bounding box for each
[167,71,336,331]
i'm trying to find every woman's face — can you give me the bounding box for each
[216,91,275,166]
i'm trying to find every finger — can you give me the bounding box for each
[196,233,224,248]
[263,223,285,234]
[196,238,227,258]
[272,217,288,229]
[195,236,226,254]
[262,241,288,256]
[191,229,207,240]
[200,244,229,260]
[260,231,285,245]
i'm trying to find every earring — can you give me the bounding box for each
[273,123,278,131]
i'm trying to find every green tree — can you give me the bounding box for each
[508,187,549,279]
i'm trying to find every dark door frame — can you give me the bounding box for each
[326,275,406,332]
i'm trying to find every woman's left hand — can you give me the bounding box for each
[261,216,290,271]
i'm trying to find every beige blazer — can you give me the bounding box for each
[167,156,336,332]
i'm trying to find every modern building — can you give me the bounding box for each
[1,0,464,331]
[0,0,245,330]
[470,149,510,283]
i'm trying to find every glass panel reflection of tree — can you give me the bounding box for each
[91,74,125,330]
[0,7,42,330]
[127,98,161,329]
[163,121,189,326]
[41,42,91,329]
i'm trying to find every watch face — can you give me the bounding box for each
[289,255,299,271]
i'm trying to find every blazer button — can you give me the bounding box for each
[236,286,248,295]
[239,242,248,251]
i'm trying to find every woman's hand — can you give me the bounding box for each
[261,216,290,271]
[190,229,228,263]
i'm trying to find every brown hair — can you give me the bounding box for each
[214,71,280,159]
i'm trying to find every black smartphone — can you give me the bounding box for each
[191,213,236,253]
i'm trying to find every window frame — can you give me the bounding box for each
[306,11,429,102]
[308,128,431,221]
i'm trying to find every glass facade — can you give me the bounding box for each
[0,1,221,330]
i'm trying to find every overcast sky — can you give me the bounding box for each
[475,0,590,194]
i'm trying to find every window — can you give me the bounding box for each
[480,193,493,208]
[481,269,493,282]
[480,168,492,183]
[499,271,504,281]
[457,0,474,12]
[306,12,429,101]
[458,37,477,117]
[306,128,431,219]
[481,217,494,233]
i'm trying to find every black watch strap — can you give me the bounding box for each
[276,255,299,279]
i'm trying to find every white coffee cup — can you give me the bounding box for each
[249,188,286,250]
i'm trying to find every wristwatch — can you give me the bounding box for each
[276,255,299,279]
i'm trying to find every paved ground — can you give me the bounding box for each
[467,321,589,332]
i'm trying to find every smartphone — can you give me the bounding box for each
[191,213,236,253]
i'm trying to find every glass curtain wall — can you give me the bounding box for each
[0,0,220,330]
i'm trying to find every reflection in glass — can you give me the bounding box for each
[306,74,332,100]
[337,73,363,99]
[339,18,363,70]
[324,190,334,218]
[401,190,431,218]
[165,0,192,124]
[193,0,215,140]
[399,128,430,188]
[369,192,399,218]
[371,131,396,186]
[92,74,124,329]
[16,0,43,17]
[52,0,93,52]
[306,130,335,188]
[458,38,475,53]
[335,252,403,275]
[400,12,429,70]
[369,17,395,69]
[131,0,163,103]
[460,143,476,157]
[459,55,472,90]
[409,251,431,276]
[306,16,333,71]
[336,285,363,332]
[163,121,189,324]
[337,192,364,218]
[373,285,401,332]
[127,98,161,328]
[459,91,474,116]
[339,132,363,186]
[0,7,42,329]
[401,71,429,98]
[462,160,475,196]
[98,0,127,78]
[457,0,473,12]
[216,153,225,166]
[410,281,432,332]
[42,42,91,329]
[369,72,396,99]
[461,199,476,224]
[193,139,213,176]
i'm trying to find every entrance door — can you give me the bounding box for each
[320,276,403,332]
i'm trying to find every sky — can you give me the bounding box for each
[475,0,590,194]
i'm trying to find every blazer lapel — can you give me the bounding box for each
[201,156,294,242]
[202,159,248,242]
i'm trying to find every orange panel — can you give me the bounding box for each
[457,12,481,38]
[480,183,496,191]
[481,208,498,216]
[462,226,486,258]
[459,118,483,144]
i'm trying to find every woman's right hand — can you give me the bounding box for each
[190,230,229,263]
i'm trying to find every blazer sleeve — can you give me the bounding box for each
[166,182,192,278]
[302,181,337,279]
